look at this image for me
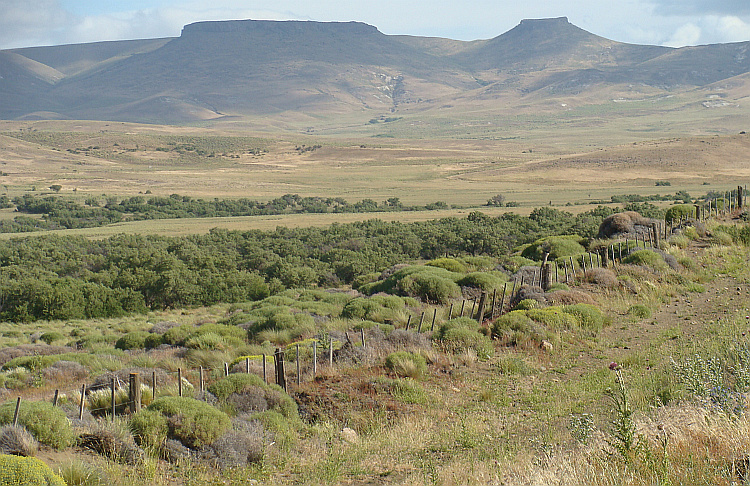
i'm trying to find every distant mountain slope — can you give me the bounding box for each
[1,17,750,126]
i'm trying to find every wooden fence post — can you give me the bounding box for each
[276,348,287,391]
[296,344,301,387]
[490,289,497,319]
[476,291,487,322]
[448,303,454,320]
[13,397,20,426]
[431,308,437,331]
[129,373,141,413]
[52,390,59,407]
[79,384,86,420]
[199,367,204,395]
[405,315,412,331]
[499,283,507,316]
[460,300,466,317]
[313,341,317,377]
[246,357,250,374]
[111,377,116,419]
[329,338,333,367]
[177,368,183,397]
[263,355,267,383]
[739,185,744,208]
[152,370,157,399]
[417,312,425,332]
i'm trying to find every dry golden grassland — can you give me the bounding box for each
[1,119,748,237]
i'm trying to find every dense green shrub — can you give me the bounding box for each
[521,235,586,261]
[38,332,64,345]
[627,304,652,319]
[623,250,669,272]
[436,326,493,359]
[525,307,579,330]
[664,204,696,222]
[0,401,74,450]
[397,273,460,304]
[115,331,150,350]
[146,396,231,448]
[562,304,606,333]
[129,409,168,449]
[426,258,467,273]
[384,351,427,379]
[491,311,551,346]
[514,299,539,311]
[0,454,66,485]
[456,272,507,292]
[207,374,266,401]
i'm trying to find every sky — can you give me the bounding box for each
[1,0,749,50]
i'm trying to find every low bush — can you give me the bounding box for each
[582,268,618,288]
[0,401,74,450]
[114,331,150,351]
[525,307,579,330]
[491,311,548,346]
[38,332,64,345]
[0,454,66,485]
[623,249,669,272]
[562,304,606,334]
[208,374,266,402]
[514,299,539,311]
[627,304,652,319]
[521,235,586,261]
[146,396,231,448]
[384,351,427,379]
[426,258,467,273]
[456,272,507,292]
[129,409,168,450]
[436,326,493,359]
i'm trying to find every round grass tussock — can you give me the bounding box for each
[491,311,549,346]
[561,304,606,334]
[623,249,669,272]
[525,307,579,330]
[146,396,231,449]
[436,326,493,359]
[207,373,266,402]
[627,304,652,319]
[521,235,585,261]
[0,454,66,486]
[513,298,539,311]
[0,401,74,450]
[384,351,427,379]
[665,204,696,223]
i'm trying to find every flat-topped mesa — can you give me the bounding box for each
[180,19,380,37]
[518,17,570,27]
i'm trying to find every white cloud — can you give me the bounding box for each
[665,23,703,47]
[0,0,74,48]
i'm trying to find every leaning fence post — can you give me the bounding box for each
[448,303,454,319]
[431,308,438,331]
[460,300,466,317]
[417,312,425,333]
[79,384,86,420]
[405,315,412,331]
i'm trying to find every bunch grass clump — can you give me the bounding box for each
[384,351,427,379]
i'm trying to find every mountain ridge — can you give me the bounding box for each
[1,17,749,128]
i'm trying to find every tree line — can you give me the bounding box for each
[0,194,451,233]
[0,205,642,322]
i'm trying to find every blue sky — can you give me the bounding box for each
[2,0,749,50]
